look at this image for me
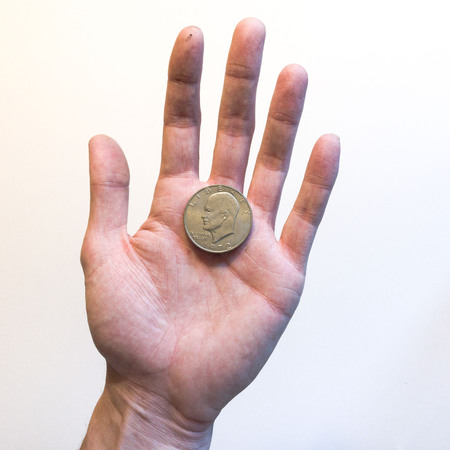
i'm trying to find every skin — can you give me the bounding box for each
[80,18,340,449]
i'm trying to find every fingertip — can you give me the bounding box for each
[233,18,266,48]
[318,133,340,147]
[88,134,130,188]
[89,134,120,153]
[177,25,204,45]
[275,64,309,104]
[307,134,341,189]
[279,64,308,85]
[174,26,204,60]
[236,17,266,33]
[169,26,204,83]
[315,133,341,165]
[86,135,130,236]
[266,65,308,130]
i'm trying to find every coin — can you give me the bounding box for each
[184,185,253,253]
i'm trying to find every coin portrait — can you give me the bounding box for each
[184,185,252,253]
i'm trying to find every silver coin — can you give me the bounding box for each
[184,185,253,253]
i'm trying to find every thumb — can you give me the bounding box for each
[86,134,130,235]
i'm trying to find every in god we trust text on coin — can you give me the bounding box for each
[184,185,253,253]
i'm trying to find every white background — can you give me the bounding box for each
[1,0,449,448]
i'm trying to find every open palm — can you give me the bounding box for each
[81,18,339,446]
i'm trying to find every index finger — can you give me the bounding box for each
[160,27,204,179]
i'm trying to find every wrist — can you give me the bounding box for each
[82,368,213,449]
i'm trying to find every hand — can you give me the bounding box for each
[81,18,339,449]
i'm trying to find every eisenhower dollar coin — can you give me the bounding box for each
[184,185,253,253]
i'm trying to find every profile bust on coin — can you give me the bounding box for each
[201,192,239,243]
[184,185,252,253]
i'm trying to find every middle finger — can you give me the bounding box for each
[208,18,266,191]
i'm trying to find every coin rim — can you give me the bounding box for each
[183,184,253,254]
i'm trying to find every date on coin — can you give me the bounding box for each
[184,185,252,253]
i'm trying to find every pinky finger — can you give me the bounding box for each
[280,134,340,271]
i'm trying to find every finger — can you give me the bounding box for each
[280,134,340,271]
[86,134,130,234]
[247,64,308,227]
[160,27,204,178]
[209,18,265,190]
